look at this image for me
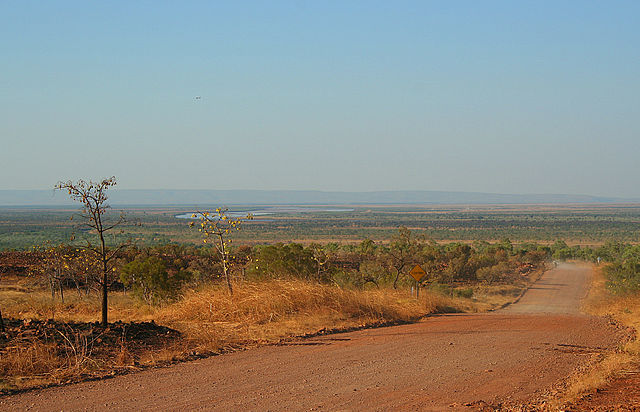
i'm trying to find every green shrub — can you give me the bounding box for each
[453,288,474,298]
[605,261,640,294]
[248,243,319,281]
[120,256,190,304]
[601,245,640,294]
[428,283,453,296]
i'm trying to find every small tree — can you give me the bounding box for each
[386,227,422,289]
[189,208,252,295]
[30,243,70,302]
[55,176,126,326]
[309,243,334,282]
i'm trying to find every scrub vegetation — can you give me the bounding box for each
[1,226,548,393]
[1,181,638,397]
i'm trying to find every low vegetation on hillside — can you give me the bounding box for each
[0,227,548,393]
[1,180,637,397]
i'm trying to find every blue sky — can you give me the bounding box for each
[1,1,639,196]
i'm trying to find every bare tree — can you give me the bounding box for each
[309,243,333,282]
[55,176,126,326]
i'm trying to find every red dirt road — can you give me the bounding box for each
[502,263,591,314]
[0,264,625,411]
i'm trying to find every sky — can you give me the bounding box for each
[1,1,639,196]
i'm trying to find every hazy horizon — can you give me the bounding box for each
[2,2,639,196]
[1,188,637,207]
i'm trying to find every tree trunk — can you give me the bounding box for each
[222,261,233,296]
[99,221,109,326]
[75,280,83,298]
[0,308,5,332]
[50,276,56,299]
[219,234,233,295]
[393,269,400,289]
[102,259,108,326]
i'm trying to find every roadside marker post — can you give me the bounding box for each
[409,265,426,299]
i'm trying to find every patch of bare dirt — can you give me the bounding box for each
[563,366,640,411]
[0,313,625,411]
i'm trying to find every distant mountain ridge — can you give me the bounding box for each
[0,189,636,206]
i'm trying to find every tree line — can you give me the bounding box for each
[26,230,550,306]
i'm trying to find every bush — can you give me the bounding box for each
[476,264,504,284]
[428,283,453,296]
[120,256,190,304]
[605,261,640,294]
[453,288,474,299]
[601,245,640,294]
[248,243,318,281]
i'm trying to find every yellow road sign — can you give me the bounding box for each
[409,265,426,282]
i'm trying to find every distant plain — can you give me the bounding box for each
[2,203,639,250]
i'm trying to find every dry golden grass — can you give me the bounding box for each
[0,323,111,392]
[0,289,155,391]
[555,265,640,407]
[156,279,455,354]
[0,289,155,323]
[0,341,61,377]
[0,280,458,391]
[1,278,525,392]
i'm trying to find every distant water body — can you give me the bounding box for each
[175,207,354,220]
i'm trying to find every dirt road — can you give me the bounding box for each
[0,264,624,411]
[502,263,592,314]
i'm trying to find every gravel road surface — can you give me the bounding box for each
[0,263,624,411]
